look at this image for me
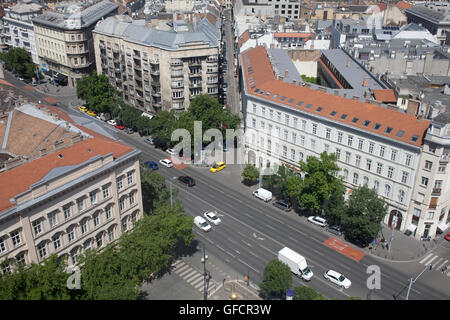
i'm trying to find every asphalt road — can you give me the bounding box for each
[119,133,449,300]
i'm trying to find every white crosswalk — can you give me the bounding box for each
[171,260,218,294]
[419,253,450,276]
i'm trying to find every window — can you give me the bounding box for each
[335,148,341,160]
[276,127,280,137]
[425,161,432,170]
[355,155,361,167]
[291,149,295,160]
[269,109,274,120]
[366,159,372,171]
[384,184,391,198]
[337,132,343,143]
[284,130,288,141]
[90,191,97,205]
[53,235,61,250]
[32,220,42,236]
[63,204,71,220]
[81,221,87,234]
[427,212,434,220]
[260,137,264,148]
[345,151,351,163]
[102,185,110,198]
[374,180,380,193]
[292,133,297,144]
[84,240,91,251]
[434,180,442,189]
[277,112,281,122]
[108,228,114,242]
[0,238,6,253]
[398,190,405,204]
[405,154,412,167]
[387,167,394,179]
[48,211,57,228]
[326,128,331,139]
[311,140,316,150]
[312,123,317,135]
[268,124,272,134]
[324,144,330,153]
[93,212,100,226]
[71,250,78,265]
[343,169,348,181]
[299,152,304,161]
[122,218,128,232]
[96,234,103,248]
[106,206,112,220]
[353,173,359,185]
[363,176,369,186]
[285,115,290,126]
[16,253,25,265]
[391,150,398,161]
[117,176,124,190]
[293,117,298,128]
[301,120,306,131]
[130,192,135,206]
[261,107,266,118]
[127,171,134,185]
[438,165,446,173]
[380,146,386,158]
[376,163,383,175]
[401,171,409,184]
[369,142,375,154]
[300,135,305,146]
[260,121,265,130]
[11,230,21,247]
[252,104,256,113]
[283,146,287,157]
[37,243,47,259]
[358,139,364,150]
[413,208,421,218]
[421,177,429,186]
[68,228,75,242]
[347,135,353,147]
[77,198,84,212]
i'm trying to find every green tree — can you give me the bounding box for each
[0,47,40,80]
[148,109,178,149]
[323,189,346,225]
[76,72,116,113]
[241,164,259,185]
[259,259,292,299]
[294,286,326,300]
[118,103,142,130]
[140,163,172,213]
[301,74,319,84]
[296,152,345,214]
[342,185,387,242]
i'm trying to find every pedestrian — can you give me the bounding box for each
[442,265,448,273]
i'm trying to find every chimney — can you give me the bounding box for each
[71,133,83,143]
[346,59,351,67]
[363,78,370,87]
[334,90,340,95]
[4,157,23,169]
[40,148,47,156]
[54,140,64,149]
[285,69,289,78]
[270,43,274,48]
[317,87,327,92]
[352,95,360,100]
[343,93,347,98]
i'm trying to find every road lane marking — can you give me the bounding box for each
[237,258,260,274]
[249,251,259,258]
[215,244,236,258]
[257,243,276,255]
[266,224,276,230]
[313,249,324,257]
[419,253,434,264]
[432,257,444,270]
[287,235,298,243]
[186,273,202,284]
[180,269,197,279]
[285,224,306,235]
[174,265,190,274]
[241,240,252,247]
[426,255,439,265]
[437,259,448,270]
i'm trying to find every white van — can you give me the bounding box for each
[252,188,272,202]
[278,247,313,281]
[194,216,211,232]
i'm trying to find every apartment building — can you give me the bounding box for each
[32,0,118,87]
[93,15,220,113]
[0,102,143,272]
[2,0,44,64]
[240,45,449,240]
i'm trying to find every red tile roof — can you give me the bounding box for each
[396,1,414,10]
[378,2,387,11]
[274,32,315,39]
[373,89,397,103]
[242,46,430,147]
[238,30,250,48]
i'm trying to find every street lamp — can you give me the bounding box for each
[169,176,177,207]
[393,264,432,300]
[202,245,209,300]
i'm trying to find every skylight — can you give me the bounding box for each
[341,114,348,120]
[411,135,419,142]
[330,111,337,116]
[351,117,359,123]
[385,127,393,134]
[266,92,271,96]
[305,104,312,109]
[280,96,287,101]
[273,94,279,98]
[396,130,405,137]
[362,120,371,127]
[373,123,381,130]
[296,101,304,106]
[316,107,323,112]
[288,98,294,103]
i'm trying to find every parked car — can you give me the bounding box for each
[346,235,368,248]
[87,110,97,116]
[125,128,134,134]
[144,161,158,170]
[203,211,221,225]
[445,232,450,241]
[144,137,154,145]
[272,200,291,212]
[78,106,88,112]
[178,176,195,187]
[194,216,211,232]
[166,148,178,156]
[115,124,125,130]
[326,225,343,236]
[159,159,173,168]
[107,119,117,126]
[307,216,327,227]
[210,162,226,173]
[252,188,272,202]
[324,270,351,289]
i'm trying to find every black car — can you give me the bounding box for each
[326,225,342,236]
[272,200,291,212]
[346,235,368,248]
[178,176,195,187]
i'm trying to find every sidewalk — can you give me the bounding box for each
[209,280,261,300]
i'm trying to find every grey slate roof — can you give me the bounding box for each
[33,0,118,30]
[268,48,303,84]
[94,16,220,50]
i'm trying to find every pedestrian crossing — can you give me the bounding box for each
[419,253,450,276]
[171,260,219,294]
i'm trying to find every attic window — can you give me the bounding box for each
[316,107,323,112]
[57,154,63,159]
[296,101,304,106]
[373,123,381,130]
[265,92,271,96]
[396,130,405,137]
[288,98,294,103]
[385,126,393,134]
[259,90,265,94]
[273,94,279,99]
[351,117,359,123]
[362,120,371,127]
[330,111,337,116]
[305,104,312,109]
[340,114,348,120]
[411,134,419,142]
[280,96,287,101]
[253,88,259,93]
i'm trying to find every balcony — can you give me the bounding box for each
[172,95,184,100]
[206,56,218,63]
[189,82,202,88]
[153,102,161,108]
[189,72,202,78]
[207,79,218,84]
[151,81,160,87]
[172,83,184,89]
[152,91,161,97]
[134,73,142,81]
[113,46,119,53]
[150,69,160,76]
[171,60,183,66]
[149,59,159,65]
[188,60,202,67]
[134,64,141,70]
[206,68,218,74]
[432,188,441,195]
[171,73,183,78]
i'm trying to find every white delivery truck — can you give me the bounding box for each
[278,247,313,281]
[252,188,272,202]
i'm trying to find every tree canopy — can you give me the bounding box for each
[294,286,326,300]
[259,259,292,299]
[241,164,259,185]
[76,72,117,114]
[0,48,40,80]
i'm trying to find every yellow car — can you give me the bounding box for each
[210,162,226,173]
[78,106,88,112]
[87,110,97,116]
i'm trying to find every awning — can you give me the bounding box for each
[437,222,448,232]
[407,224,417,233]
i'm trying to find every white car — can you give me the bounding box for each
[166,148,178,156]
[107,119,117,126]
[203,211,221,225]
[159,159,173,168]
[194,216,211,232]
[307,216,327,227]
[324,270,351,289]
